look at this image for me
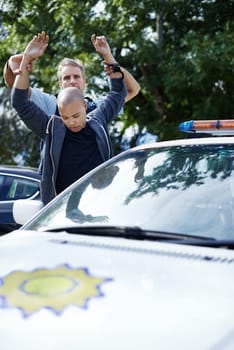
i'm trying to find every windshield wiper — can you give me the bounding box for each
[46,225,154,239]
[45,225,217,242]
[171,238,234,249]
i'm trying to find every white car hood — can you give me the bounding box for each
[0,229,234,350]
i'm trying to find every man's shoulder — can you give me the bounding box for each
[30,88,57,115]
[31,87,56,99]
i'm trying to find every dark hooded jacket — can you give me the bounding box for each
[12,77,126,205]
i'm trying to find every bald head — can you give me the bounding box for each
[57,87,84,108]
[57,87,87,132]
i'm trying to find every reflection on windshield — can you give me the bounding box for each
[66,165,120,223]
[26,145,234,240]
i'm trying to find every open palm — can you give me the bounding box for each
[24,31,49,60]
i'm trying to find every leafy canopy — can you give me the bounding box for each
[0,0,233,165]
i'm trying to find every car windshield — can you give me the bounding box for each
[24,144,234,240]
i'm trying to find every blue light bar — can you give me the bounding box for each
[179,119,234,135]
[179,120,194,132]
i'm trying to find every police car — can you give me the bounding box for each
[0,120,234,349]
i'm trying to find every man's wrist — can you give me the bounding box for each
[107,63,124,79]
[21,54,32,67]
[101,53,117,65]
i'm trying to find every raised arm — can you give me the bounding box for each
[3,32,48,89]
[11,32,51,139]
[91,34,140,102]
[13,31,49,90]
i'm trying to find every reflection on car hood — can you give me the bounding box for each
[0,229,234,350]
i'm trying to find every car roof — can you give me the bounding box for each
[0,165,41,180]
[128,135,234,152]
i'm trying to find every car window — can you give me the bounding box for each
[25,144,234,240]
[0,174,40,201]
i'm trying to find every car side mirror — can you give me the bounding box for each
[13,199,43,225]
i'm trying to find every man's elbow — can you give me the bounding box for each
[125,83,141,102]
[3,61,15,89]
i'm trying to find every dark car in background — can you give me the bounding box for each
[0,165,41,234]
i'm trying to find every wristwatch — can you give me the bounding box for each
[106,63,124,79]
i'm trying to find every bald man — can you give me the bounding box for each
[12,32,127,205]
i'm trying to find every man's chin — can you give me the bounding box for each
[69,127,81,133]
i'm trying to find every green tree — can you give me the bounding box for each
[0,0,233,165]
[98,0,234,139]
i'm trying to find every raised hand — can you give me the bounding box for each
[8,32,48,75]
[23,31,49,61]
[91,34,114,62]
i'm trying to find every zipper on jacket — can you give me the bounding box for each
[92,118,111,159]
[48,116,57,198]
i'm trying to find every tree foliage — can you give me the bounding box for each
[0,0,234,165]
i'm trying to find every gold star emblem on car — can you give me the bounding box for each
[0,264,112,317]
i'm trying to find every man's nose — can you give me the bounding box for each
[69,76,76,84]
[69,119,76,126]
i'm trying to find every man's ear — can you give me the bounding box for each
[83,100,87,111]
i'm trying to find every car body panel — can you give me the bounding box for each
[0,230,234,350]
[2,134,234,349]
